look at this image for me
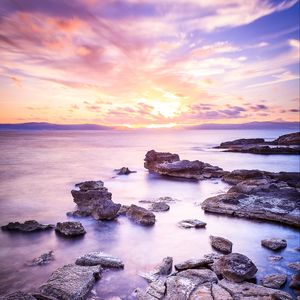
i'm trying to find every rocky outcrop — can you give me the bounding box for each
[217,138,266,148]
[0,291,36,300]
[261,238,287,251]
[75,251,124,269]
[149,202,170,212]
[114,167,136,175]
[272,132,300,145]
[213,253,257,283]
[126,205,156,226]
[70,180,120,220]
[37,264,101,300]
[178,219,206,229]
[224,145,300,155]
[55,221,86,237]
[1,220,54,232]
[261,274,287,289]
[26,251,54,266]
[144,150,224,180]
[210,236,233,254]
[175,258,213,271]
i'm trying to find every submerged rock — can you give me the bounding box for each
[210,236,233,254]
[175,258,213,271]
[261,238,287,251]
[268,255,283,262]
[1,220,54,232]
[37,264,101,300]
[114,167,136,175]
[26,251,54,266]
[71,180,120,221]
[261,274,287,289]
[55,221,86,237]
[0,291,36,300]
[149,202,170,212]
[126,205,156,226]
[213,253,257,283]
[177,219,206,229]
[144,150,224,180]
[75,251,124,269]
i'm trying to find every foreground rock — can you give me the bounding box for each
[261,238,287,251]
[70,180,121,220]
[144,150,224,180]
[55,221,86,237]
[210,236,232,254]
[213,253,257,282]
[177,219,206,229]
[114,167,136,175]
[290,272,300,290]
[261,274,287,289]
[26,251,54,266]
[36,264,101,300]
[149,202,170,212]
[175,258,213,271]
[1,220,54,232]
[126,205,156,226]
[75,251,124,269]
[0,291,36,300]
[202,171,300,227]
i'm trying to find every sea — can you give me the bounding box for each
[0,129,299,298]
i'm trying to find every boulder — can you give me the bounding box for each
[0,291,36,300]
[135,279,166,300]
[261,238,287,251]
[177,219,206,229]
[114,167,136,175]
[37,264,101,300]
[175,258,213,271]
[261,274,287,289]
[1,220,54,232]
[71,180,120,221]
[117,205,130,216]
[126,205,156,226]
[290,272,300,290]
[210,236,233,254]
[211,283,233,299]
[288,262,300,271]
[149,202,170,212]
[55,222,86,237]
[75,251,124,269]
[213,253,257,283]
[26,251,54,266]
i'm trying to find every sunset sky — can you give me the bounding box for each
[0,0,299,128]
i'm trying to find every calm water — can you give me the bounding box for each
[0,129,299,299]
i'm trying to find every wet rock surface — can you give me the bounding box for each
[262,274,287,289]
[114,167,136,175]
[71,180,120,220]
[288,262,300,271]
[175,258,213,271]
[148,202,170,212]
[177,219,206,229]
[210,236,233,254]
[0,291,36,300]
[126,204,156,226]
[75,251,124,269]
[272,132,300,145]
[55,221,86,237]
[37,264,101,300]
[261,238,287,251]
[1,220,54,232]
[290,272,300,290]
[26,251,54,266]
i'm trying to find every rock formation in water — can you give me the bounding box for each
[26,251,54,266]
[55,221,86,237]
[114,167,137,175]
[126,204,156,226]
[210,236,233,254]
[1,220,54,232]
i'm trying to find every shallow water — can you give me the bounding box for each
[0,129,299,299]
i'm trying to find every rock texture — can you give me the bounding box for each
[144,150,224,180]
[26,251,54,266]
[71,180,120,220]
[126,204,156,226]
[0,291,36,300]
[290,272,300,290]
[262,274,287,289]
[114,167,136,175]
[261,238,287,251]
[272,132,300,145]
[55,222,86,237]
[75,251,124,269]
[178,219,206,229]
[37,264,101,300]
[210,236,233,254]
[149,202,170,212]
[1,220,54,232]
[175,258,213,271]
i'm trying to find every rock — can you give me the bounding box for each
[224,145,300,155]
[38,264,101,300]
[149,202,170,212]
[175,258,213,271]
[75,251,124,269]
[288,262,300,271]
[272,132,300,145]
[222,169,266,185]
[268,255,283,262]
[157,196,178,203]
[117,205,130,215]
[71,180,120,221]
[164,269,217,299]
[139,257,173,283]
[177,219,206,229]
[261,238,287,251]
[290,272,300,290]
[213,253,257,283]
[144,150,224,180]
[0,291,36,300]
[114,167,136,175]
[126,205,156,226]
[211,283,233,299]
[55,222,86,237]
[1,220,54,232]
[217,138,266,148]
[219,279,293,299]
[26,251,54,266]
[261,274,287,289]
[135,279,166,300]
[210,236,233,254]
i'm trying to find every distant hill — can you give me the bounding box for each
[0,122,113,130]
[188,122,300,130]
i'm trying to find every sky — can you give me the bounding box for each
[0,0,299,128]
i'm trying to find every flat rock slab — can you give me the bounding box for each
[75,251,124,269]
[38,264,101,300]
[55,222,86,237]
[262,274,287,289]
[126,205,156,226]
[1,220,54,232]
[0,291,36,300]
[178,219,206,229]
[210,236,232,254]
[261,238,287,251]
[175,258,213,271]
